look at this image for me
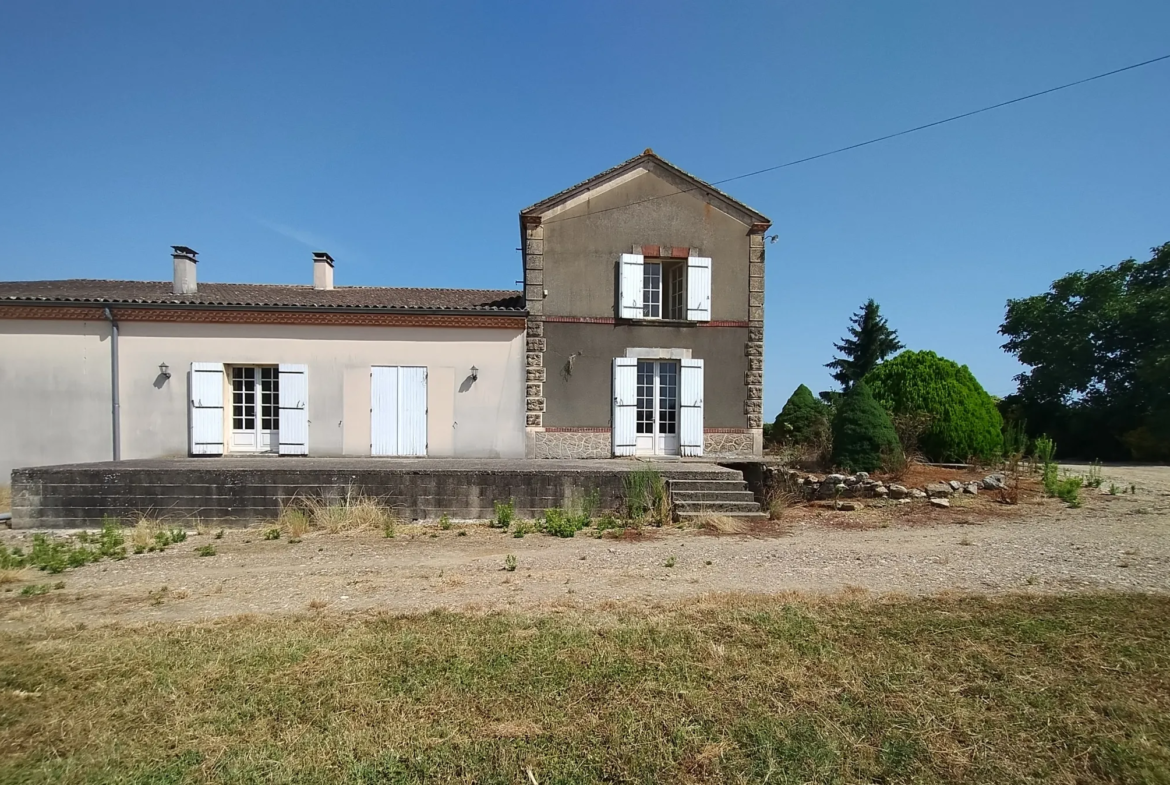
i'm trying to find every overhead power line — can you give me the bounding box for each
[543,52,1170,225]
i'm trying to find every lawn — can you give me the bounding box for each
[1,593,1168,784]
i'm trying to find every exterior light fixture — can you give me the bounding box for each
[159,362,171,379]
[470,366,479,381]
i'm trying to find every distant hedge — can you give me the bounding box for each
[831,380,900,473]
[865,350,1003,462]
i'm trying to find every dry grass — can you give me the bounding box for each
[1,593,1167,783]
[127,517,165,550]
[691,512,750,534]
[0,568,31,586]
[282,489,401,535]
[0,485,10,513]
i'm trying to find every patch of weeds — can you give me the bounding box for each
[288,538,302,544]
[148,586,169,606]
[382,520,396,538]
[705,560,713,566]
[263,527,282,541]
[214,529,225,539]
[504,554,517,572]
[20,583,53,597]
[1055,476,1083,507]
[959,536,973,546]
[663,555,677,568]
[457,530,467,537]
[1085,460,1104,488]
[195,545,216,557]
[438,514,452,531]
[13,517,128,575]
[541,507,586,538]
[594,512,623,537]
[623,468,670,524]
[492,499,515,529]
[1108,483,1121,496]
[511,520,534,538]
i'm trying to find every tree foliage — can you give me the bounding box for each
[1000,243,1170,460]
[865,350,1003,462]
[831,380,901,473]
[826,299,904,389]
[772,384,829,446]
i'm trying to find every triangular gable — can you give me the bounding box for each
[520,149,771,228]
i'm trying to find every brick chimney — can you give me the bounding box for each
[172,246,198,295]
[313,251,334,290]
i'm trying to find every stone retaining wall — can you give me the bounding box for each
[10,459,737,529]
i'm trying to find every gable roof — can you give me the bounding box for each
[520,149,770,226]
[0,280,524,313]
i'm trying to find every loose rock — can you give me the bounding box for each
[948,480,963,492]
[963,482,980,495]
[983,473,1007,490]
[925,483,954,498]
[930,497,951,509]
[888,484,909,500]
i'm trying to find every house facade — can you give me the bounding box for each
[0,249,527,479]
[521,150,769,459]
[0,151,768,478]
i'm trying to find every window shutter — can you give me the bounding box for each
[189,362,225,455]
[370,366,399,456]
[612,357,637,456]
[679,359,704,456]
[618,253,644,319]
[278,364,309,455]
[686,256,712,321]
[397,366,428,457]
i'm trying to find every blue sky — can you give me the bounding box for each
[1,1,1167,418]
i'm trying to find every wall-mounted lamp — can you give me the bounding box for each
[470,365,479,382]
[159,362,171,379]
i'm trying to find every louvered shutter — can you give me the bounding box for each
[398,366,428,457]
[618,253,644,319]
[679,359,704,456]
[612,357,637,456]
[686,256,712,321]
[371,366,399,456]
[277,364,309,455]
[189,362,225,455]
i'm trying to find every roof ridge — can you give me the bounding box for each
[520,149,769,223]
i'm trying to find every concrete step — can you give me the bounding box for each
[677,510,768,521]
[671,489,759,504]
[668,479,752,493]
[673,499,764,514]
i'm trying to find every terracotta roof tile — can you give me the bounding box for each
[0,280,525,313]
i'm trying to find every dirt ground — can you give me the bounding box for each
[2,463,1167,629]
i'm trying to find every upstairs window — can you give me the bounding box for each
[620,253,711,322]
[641,261,687,320]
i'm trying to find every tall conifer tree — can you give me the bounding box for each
[826,299,904,389]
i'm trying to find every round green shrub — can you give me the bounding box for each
[864,350,1003,462]
[772,384,829,445]
[831,380,901,473]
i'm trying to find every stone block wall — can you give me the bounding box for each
[10,460,734,529]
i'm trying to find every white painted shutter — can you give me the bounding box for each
[189,362,225,455]
[687,256,712,322]
[278,364,309,455]
[619,253,644,319]
[371,366,399,456]
[680,358,704,457]
[398,366,428,457]
[612,357,637,456]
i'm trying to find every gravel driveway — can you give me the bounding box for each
[2,464,1167,628]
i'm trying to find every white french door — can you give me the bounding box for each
[229,366,280,453]
[635,360,679,456]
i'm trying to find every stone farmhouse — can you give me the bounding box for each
[0,151,768,479]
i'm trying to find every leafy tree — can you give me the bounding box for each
[831,380,901,473]
[865,350,1003,462]
[826,299,904,389]
[772,384,829,445]
[1000,243,1170,460]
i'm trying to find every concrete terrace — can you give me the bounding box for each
[10,458,749,528]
